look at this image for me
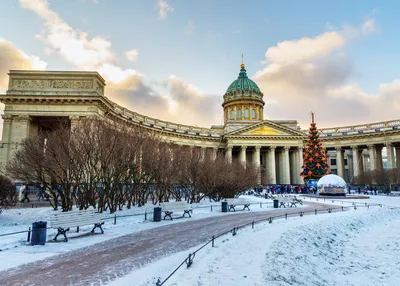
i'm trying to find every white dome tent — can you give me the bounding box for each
[317,174,347,196]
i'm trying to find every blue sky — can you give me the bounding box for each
[1,0,400,128]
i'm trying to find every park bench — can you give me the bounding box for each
[159,201,193,220]
[49,209,105,242]
[278,197,299,208]
[225,198,251,212]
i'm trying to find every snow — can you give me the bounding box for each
[109,196,400,286]
[2,195,400,285]
[0,195,273,271]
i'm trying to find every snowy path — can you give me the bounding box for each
[0,202,331,286]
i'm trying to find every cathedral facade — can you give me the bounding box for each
[1,66,400,185]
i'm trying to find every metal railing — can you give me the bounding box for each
[155,203,383,285]
[0,201,273,242]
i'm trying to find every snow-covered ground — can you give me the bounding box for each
[110,196,400,286]
[1,195,399,285]
[0,195,274,271]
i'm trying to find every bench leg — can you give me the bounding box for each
[243,204,250,211]
[229,205,236,212]
[91,222,105,234]
[163,212,173,220]
[183,210,192,218]
[54,227,70,242]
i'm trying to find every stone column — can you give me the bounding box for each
[352,146,361,179]
[0,115,13,166]
[240,146,247,167]
[282,146,291,184]
[225,146,232,163]
[253,146,261,167]
[212,147,218,160]
[336,147,345,178]
[376,146,383,170]
[70,115,80,130]
[368,144,377,171]
[298,147,304,184]
[253,146,261,184]
[386,143,395,169]
[268,146,276,184]
[200,147,206,161]
[396,147,400,169]
[289,150,296,184]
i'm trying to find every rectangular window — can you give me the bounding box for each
[331,169,337,175]
[244,109,249,118]
[238,109,242,118]
[252,109,256,118]
[344,159,348,165]
[331,159,337,165]
[230,110,235,119]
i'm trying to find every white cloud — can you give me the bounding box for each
[184,20,195,35]
[0,38,47,90]
[125,49,139,62]
[253,18,393,128]
[157,0,174,19]
[17,0,221,128]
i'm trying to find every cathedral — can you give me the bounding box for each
[1,63,400,185]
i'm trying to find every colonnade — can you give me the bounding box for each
[331,143,400,182]
[224,145,304,185]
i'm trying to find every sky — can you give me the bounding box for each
[1,0,400,129]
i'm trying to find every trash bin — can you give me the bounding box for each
[273,199,279,209]
[31,221,47,246]
[221,201,228,212]
[153,207,162,222]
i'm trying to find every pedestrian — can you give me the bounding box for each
[23,185,30,203]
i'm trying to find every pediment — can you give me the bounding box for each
[225,120,306,137]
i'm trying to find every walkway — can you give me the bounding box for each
[0,202,335,286]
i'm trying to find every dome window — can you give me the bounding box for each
[252,109,256,119]
[244,109,249,118]
[230,110,235,119]
[238,109,242,118]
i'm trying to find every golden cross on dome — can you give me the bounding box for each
[241,53,245,69]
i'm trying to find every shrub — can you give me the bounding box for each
[0,175,16,213]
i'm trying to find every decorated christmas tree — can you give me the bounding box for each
[300,112,330,182]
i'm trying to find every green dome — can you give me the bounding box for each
[226,66,260,93]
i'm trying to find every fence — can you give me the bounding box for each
[0,201,273,242]
[155,203,382,286]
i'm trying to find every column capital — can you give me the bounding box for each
[270,146,276,151]
[367,144,375,149]
[255,146,261,151]
[1,114,13,123]
[298,146,304,151]
[351,145,359,150]
[386,142,393,148]
[226,145,233,151]
[335,146,342,151]
[241,145,247,150]
[17,115,31,123]
[283,146,290,151]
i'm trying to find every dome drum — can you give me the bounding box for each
[223,63,265,125]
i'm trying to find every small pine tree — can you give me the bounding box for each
[300,113,330,182]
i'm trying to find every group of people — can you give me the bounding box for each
[252,184,318,195]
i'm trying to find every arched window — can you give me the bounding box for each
[252,109,256,119]
[230,110,235,119]
[244,109,249,118]
[238,109,242,118]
